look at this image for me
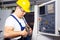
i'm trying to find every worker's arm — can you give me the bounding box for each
[4,26,28,38]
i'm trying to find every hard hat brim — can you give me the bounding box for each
[23,8,31,12]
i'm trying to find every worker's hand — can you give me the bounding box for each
[25,25,32,36]
[21,29,28,37]
[28,28,32,36]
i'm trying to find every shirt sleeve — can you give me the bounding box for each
[5,17,14,27]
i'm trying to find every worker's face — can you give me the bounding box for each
[17,6,26,18]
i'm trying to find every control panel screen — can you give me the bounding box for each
[39,6,45,15]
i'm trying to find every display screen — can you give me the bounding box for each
[39,6,45,15]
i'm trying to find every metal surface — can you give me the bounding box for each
[0,0,51,7]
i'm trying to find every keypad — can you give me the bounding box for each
[39,13,55,34]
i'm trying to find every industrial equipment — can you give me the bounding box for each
[39,1,55,34]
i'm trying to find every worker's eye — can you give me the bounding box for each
[19,6,25,12]
[20,8,25,12]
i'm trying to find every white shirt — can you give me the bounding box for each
[5,13,27,39]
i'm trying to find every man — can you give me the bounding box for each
[4,0,32,40]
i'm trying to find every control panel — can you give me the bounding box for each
[39,1,55,34]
